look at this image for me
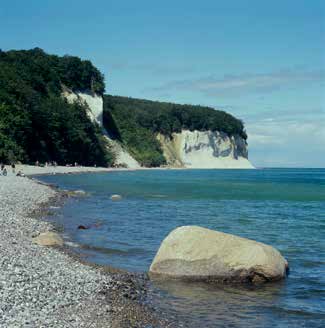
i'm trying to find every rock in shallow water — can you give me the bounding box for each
[72,189,87,196]
[149,226,288,284]
[111,194,122,201]
[77,225,89,230]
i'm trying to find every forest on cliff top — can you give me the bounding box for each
[103,95,247,166]
[0,48,247,166]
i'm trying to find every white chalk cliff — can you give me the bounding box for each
[62,89,140,168]
[157,130,254,169]
[63,89,253,169]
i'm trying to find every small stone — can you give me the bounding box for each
[77,225,88,230]
[32,231,63,246]
[110,194,122,201]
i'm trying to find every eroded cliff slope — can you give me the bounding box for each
[63,89,140,168]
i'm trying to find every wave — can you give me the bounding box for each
[79,243,147,256]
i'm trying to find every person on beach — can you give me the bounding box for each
[2,167,7,176]
[11,163,15,173]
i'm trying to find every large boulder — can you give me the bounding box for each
[32,231,64,246]
[149,226,288,284]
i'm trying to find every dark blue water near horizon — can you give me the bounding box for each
[40,168,325,327]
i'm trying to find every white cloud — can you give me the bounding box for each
[152,68,325,96]
[247,116,325,167]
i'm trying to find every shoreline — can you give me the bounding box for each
[10,163,255,178]
[0,165,176,327]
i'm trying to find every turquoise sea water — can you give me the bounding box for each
[40,169,325,327]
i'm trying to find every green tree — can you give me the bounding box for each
[0,48,111,165]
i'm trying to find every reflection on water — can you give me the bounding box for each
[149,279,324,327]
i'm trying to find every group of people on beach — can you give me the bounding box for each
[36,160,58,167]
[35,160,80,167]
[0,163,25,177]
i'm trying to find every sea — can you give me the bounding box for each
[39,168,325,327]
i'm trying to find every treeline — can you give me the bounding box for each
[0,48,111,165]
[104,95,246,139]
[103,95,247,166]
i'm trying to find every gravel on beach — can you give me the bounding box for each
[0,167,175,328]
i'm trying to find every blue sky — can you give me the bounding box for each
[1,0,324,167]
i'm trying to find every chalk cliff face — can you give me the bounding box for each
[63,90,253,169]
[157,130,254,169]
[63,90,104,126]
[63,89,140,168]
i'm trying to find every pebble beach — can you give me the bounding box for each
[0,166,172,328]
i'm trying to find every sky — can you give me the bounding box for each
[1,0,324,167]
